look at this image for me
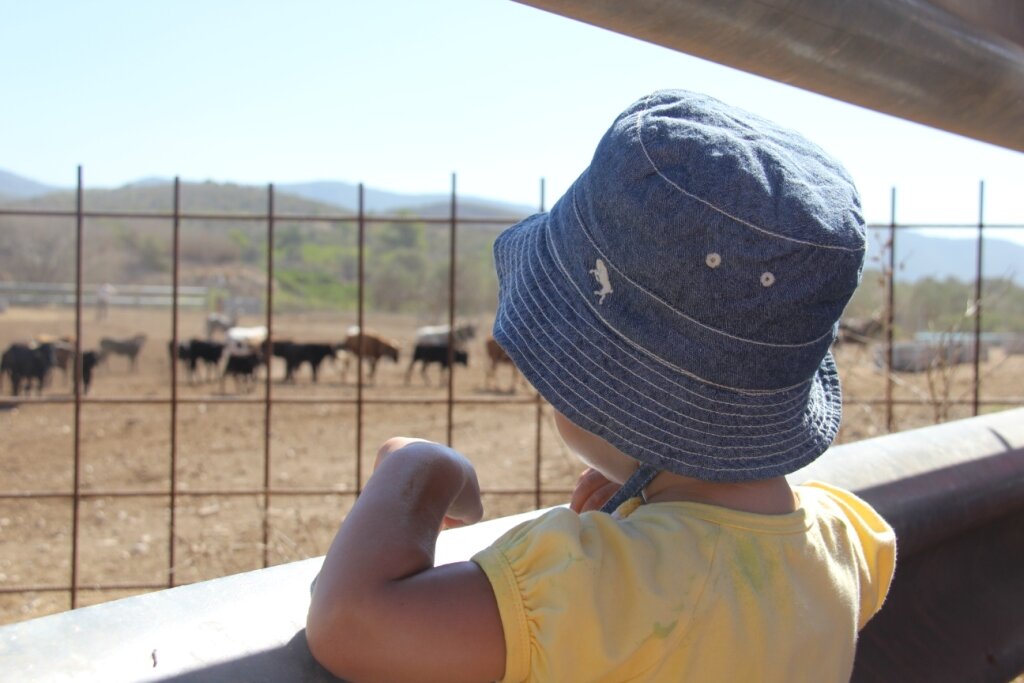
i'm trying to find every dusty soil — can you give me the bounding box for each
[1,305,1021,625]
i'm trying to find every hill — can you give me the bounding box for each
[277,180,536,218]
[0,170,534,220]
[0,169,62,202]
[1,169,1020,283]
[864,227,1023,283]
[0,177,513,315]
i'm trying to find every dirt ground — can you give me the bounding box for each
[1,305,1022,625]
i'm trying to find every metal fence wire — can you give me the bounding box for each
[0,169,1021,615]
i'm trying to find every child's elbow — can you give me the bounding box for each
[306,603,369,679]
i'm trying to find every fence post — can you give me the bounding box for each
[262,184,275,568]
[70,166,84,609]
[885,187,897,433]
[972,180,985,417]
[168,178,181,587]
[355,184,366,497]
[447,173,457,447]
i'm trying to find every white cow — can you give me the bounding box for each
[226,325,268,355]
[414,323,476,349]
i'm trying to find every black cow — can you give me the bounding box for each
[274,342,336,383]
[404,344,468,386]
[169,340,192,376]
[189,339,226,382]
[168,339,225,383]
[222,350,263,393]
[1,343,56,396]
[78,350,101,394]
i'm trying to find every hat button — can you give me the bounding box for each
[760,272,776,287]
[705,253,721,269]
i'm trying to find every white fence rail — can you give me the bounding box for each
[0,282,208,308]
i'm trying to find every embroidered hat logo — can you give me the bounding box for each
[590,259,614,304]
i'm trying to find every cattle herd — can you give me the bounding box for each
[0,335,120,396]
[1,316,525,396]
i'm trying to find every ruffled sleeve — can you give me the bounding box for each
[471,505,713,683]
[803,482,897,630]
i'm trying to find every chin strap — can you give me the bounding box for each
[599,464,660,514]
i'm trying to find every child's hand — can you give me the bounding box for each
[571,467,620,513]
[375,437,483,529]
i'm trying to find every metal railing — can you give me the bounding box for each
[0,169,1021,619]
[0,282,208,308]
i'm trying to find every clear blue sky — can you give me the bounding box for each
[3,0,1023,240]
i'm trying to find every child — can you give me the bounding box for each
[306,90,896,682]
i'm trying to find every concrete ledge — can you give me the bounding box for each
[1,409,1022,682]
[0,510,542,682]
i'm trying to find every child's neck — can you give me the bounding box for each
[643,473,797,515]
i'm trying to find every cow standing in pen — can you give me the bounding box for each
[168,338,225,383]
[274,341,338,383]
[99,334,147,372]
[337,327,400,384]
[404,323,474,386]
[220,326,268,393]
[205,312,238,340]
[1,342,56,396]
[221,349,263,393]
[484,335,525,393]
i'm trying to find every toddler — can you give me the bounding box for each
[306,90,896,683]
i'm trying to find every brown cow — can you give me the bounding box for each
[337,328,400,383]
[484,336,526,393]
[34,335,75,385]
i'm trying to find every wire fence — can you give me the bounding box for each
[0,169,1022,620]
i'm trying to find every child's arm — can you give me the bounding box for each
[306,438,505,683]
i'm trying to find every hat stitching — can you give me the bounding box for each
[505,224,816,417]
[494,213,840,475]
[634,96,866,255]
[569,187,834,350]
[589,259,613,304]
[499,285,820,449]
[551,210,821,394]
[499,294,834,464]
[507,225,827,434]
[506,226,813,422]
[501,282,812,442]
[498,309,833,470]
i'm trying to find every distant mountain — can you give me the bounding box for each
[126,176,173,188]
[278,180,536,218]
[0,169,63,201]
[864,227,1022,283]
[1,169,1019,282]
[0,179,347,215]
[0,175,533,225]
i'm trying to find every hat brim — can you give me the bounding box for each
[493,212,843,482]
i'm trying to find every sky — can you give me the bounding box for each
[2,0,1023,242]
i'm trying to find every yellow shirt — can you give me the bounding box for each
[471,482,896,683]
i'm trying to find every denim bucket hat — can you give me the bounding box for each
[493,90,866,501]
